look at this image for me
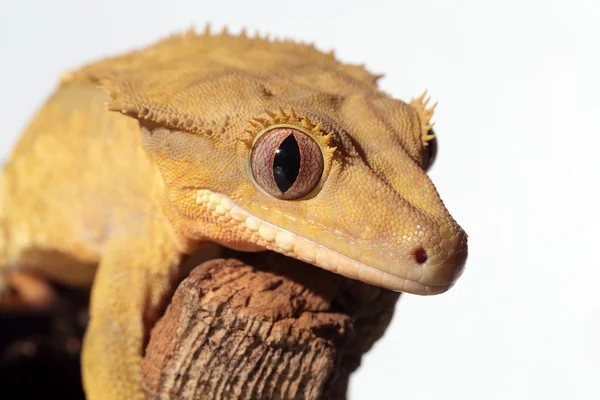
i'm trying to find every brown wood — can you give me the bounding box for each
[141,251,400,400]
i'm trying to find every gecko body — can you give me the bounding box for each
[0,28,467,399]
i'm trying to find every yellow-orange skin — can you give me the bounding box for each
[0,30,467,399]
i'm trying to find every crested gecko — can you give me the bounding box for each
[0,27,468,399]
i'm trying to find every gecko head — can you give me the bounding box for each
[138,91,467,294]
[102,31,467,294]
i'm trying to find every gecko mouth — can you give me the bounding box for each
[195,189,452,295]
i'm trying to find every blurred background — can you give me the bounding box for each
[1,0,598,399]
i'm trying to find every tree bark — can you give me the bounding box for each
[141,250,401,400]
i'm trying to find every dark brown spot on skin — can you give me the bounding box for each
[259,85,274,98]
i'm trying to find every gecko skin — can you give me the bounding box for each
[0,28,468,399]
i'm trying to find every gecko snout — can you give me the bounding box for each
[410,227,468,290]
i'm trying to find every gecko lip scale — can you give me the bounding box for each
[195,189,452,295]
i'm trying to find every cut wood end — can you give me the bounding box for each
[141,252,400,400]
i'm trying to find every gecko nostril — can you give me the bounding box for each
[413,247,428,264]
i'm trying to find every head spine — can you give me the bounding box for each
[242,107,335,158]
[410,90,437,147]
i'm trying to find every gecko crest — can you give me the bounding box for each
[410,90,437,147]
[243,107,336,157]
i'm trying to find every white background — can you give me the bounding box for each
[1,1,599,399]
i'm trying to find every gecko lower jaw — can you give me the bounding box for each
[196,189,454,295]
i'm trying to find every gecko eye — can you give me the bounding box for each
[251,128,324,200]
[423,130,437,171]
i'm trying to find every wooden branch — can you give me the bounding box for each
[141,251,400,400]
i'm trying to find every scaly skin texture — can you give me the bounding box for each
[0,28,468,399]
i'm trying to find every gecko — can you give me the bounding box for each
[0,27,468,399]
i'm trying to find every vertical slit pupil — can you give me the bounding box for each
[273,134,301,192]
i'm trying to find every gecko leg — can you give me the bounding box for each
[81,234,181,400]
